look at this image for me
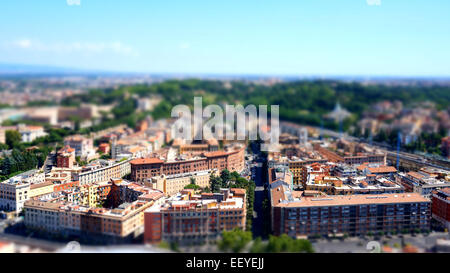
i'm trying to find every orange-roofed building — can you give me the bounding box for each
[57,146,76,168]
[144,188,246,245]
[98,143,110,155]
[131,146,245,183]
[368,166,398,175]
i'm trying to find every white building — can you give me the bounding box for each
[0,178,30,213]
[17,124,47,143]
[0,170,47,214]
[64,135,95,158]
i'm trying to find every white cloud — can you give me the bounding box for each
[5,39,139,57]
[14,39,32,49]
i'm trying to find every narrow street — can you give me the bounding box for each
[250,142,267,239]
[252,161,264,238]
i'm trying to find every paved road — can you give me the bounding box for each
[43,149,57,173]
[0,232,65,252]
[0,231,171,253]
[248,141,266,238]
[252,161,265,238]
[312,232,450,253]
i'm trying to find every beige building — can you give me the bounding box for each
[148,169,217,196]
[77,158,131,185]
[0,171,50,214]
[29,182,54,198]
[0,125,47,144]
[46,169,74,184]
[24,196,158,240]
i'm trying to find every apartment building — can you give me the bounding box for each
[333,164,358,178]
[270,185,431,238]
[0,171,47,213]
[298,163,331,187]
[144,188,246,245]
[17,124,47,143]
[397,171,450,198]
[305,174,404,196]
[148,169,217,196]
[107,178,164,208]
[63,135,95,158]
[0,179,30,213]
[288,159,328,186]
[29,182,55,199]
[46,169,74,185]
[0,125,47,144]
[431,188,450,230]
[131,146,245,183]
[63,182,112,208]
[98,143,110,155]
[56,146,76,168]
[172,138,219,155]
[24,182,164,243]
[77,158,131,185]
[24,199,154,242]
[268,168,294,190]
[315,146,386,166]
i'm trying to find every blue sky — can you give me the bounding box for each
[1,0,449,76]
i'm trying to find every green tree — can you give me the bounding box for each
[6,130,22,149]
[249,237,266,253]
[184,184,201,190]
[220,169,231,187]
[0,143,8,151]
[218,228,252,253]
[266,234,314,253]
[210,174,223,193]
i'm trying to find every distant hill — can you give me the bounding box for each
[0,63,111,76]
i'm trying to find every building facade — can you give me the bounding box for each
[144,188,246,245]
[77,158,131,185]
[131,147,245,183]
[56,146,76,169]
[148,169,217,196]
[270,184,431,238]
[64,135,94,158]
[431,188,450,230]
[23,181,163,243]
